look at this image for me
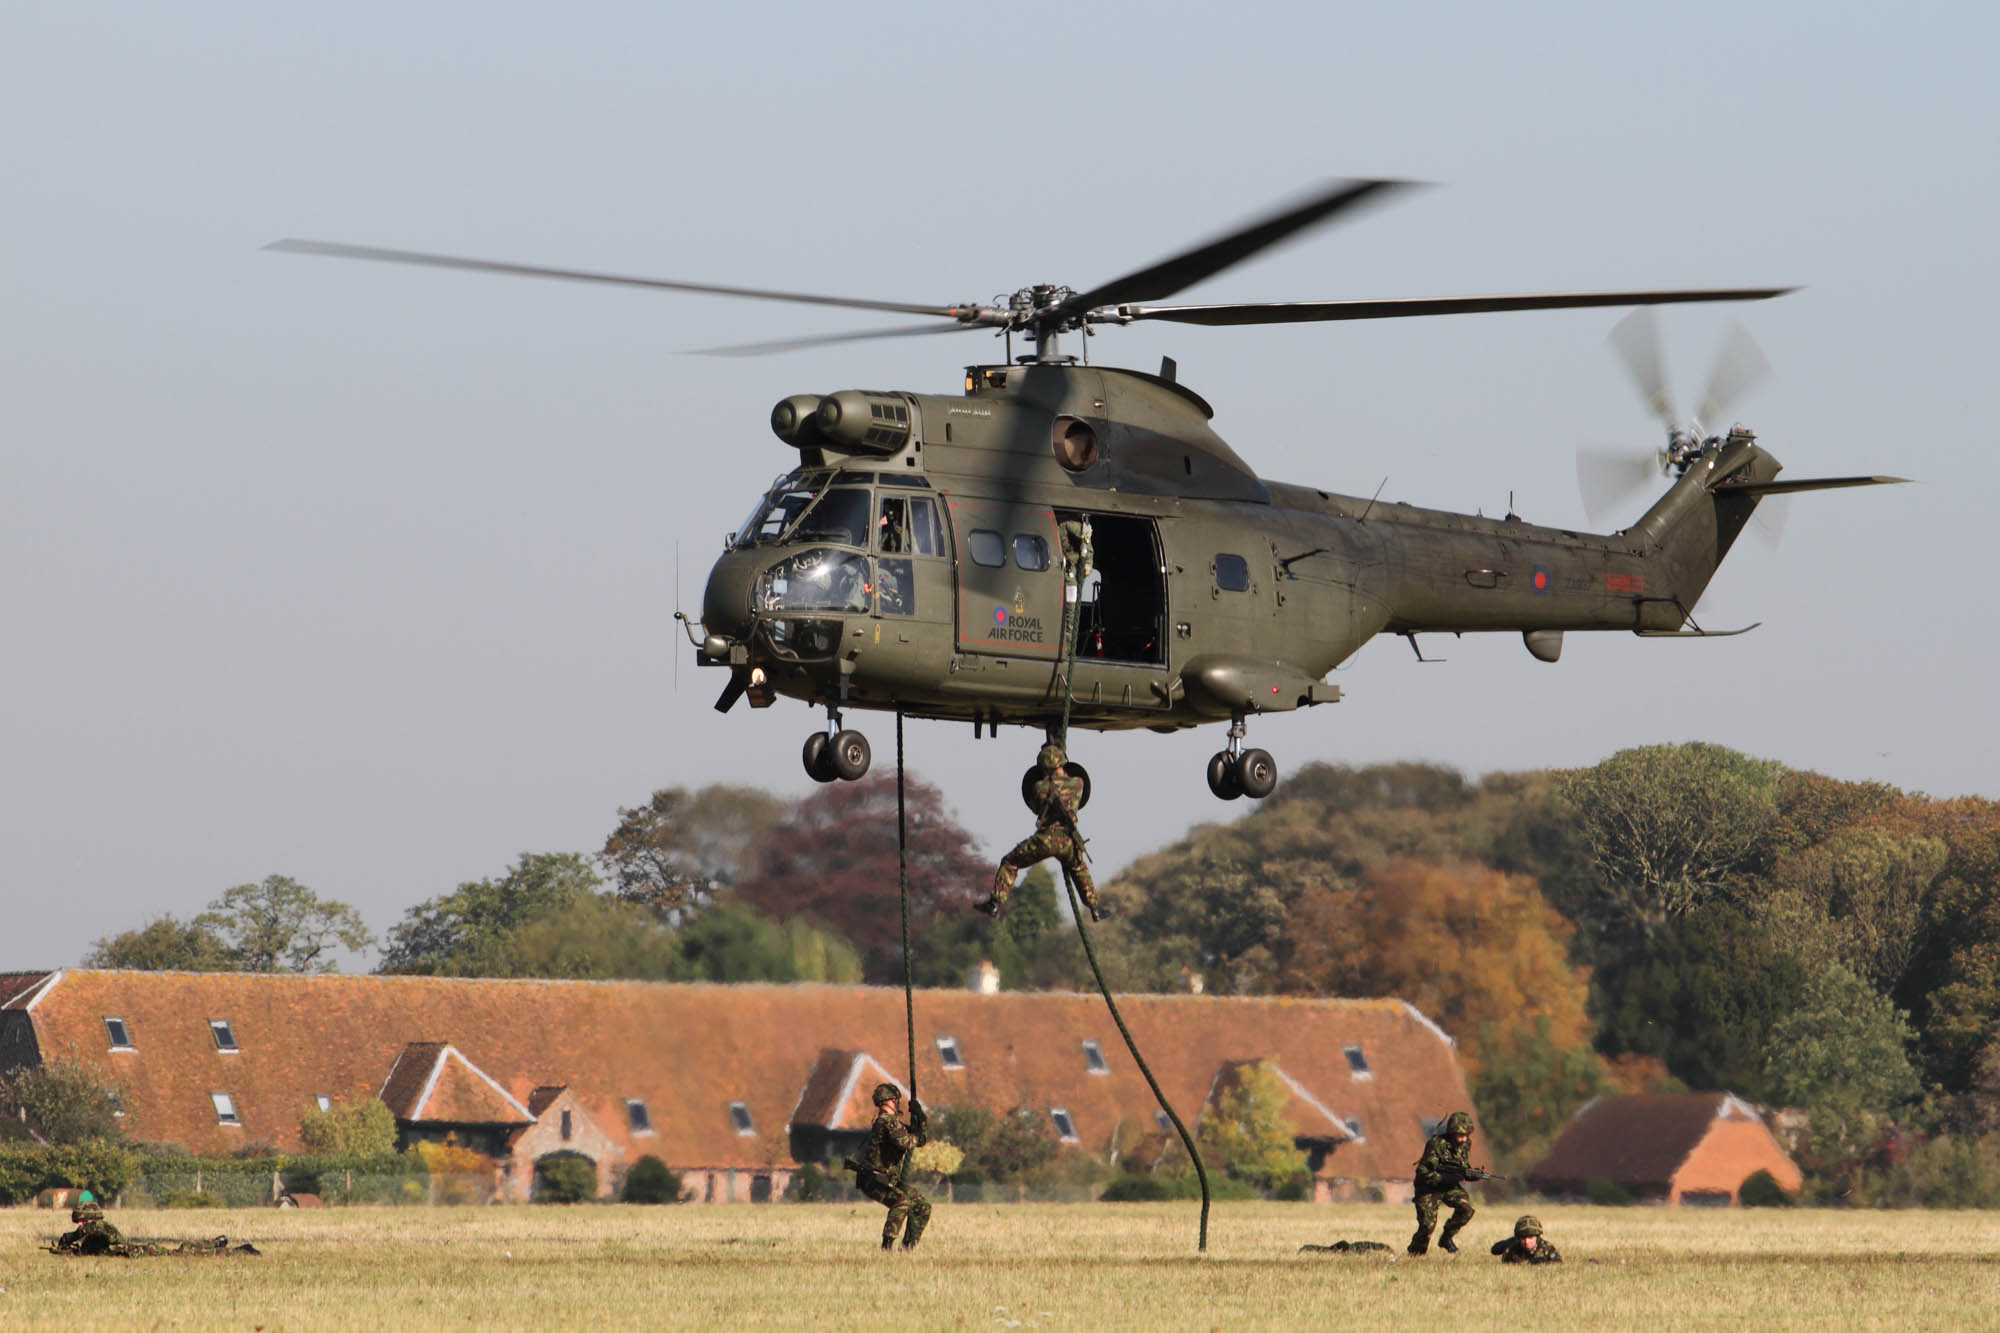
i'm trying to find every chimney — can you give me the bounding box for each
[968,959,1001,994]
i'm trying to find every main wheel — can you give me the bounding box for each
[1235,747,1278,799]
[830,729,872,781]
[1205,752,1243,800]
[803,733,838,783]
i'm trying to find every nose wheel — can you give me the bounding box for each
[1205,716,1277,801]
[802,715,871,783]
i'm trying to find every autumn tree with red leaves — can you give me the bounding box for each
[731,772,989,981]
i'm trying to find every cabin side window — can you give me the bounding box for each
[1214,553,1250,591]
[968,529,1005,567]
[1013,534,1050,571]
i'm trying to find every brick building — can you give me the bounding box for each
[1,970,1475,1202]
[1527,1092,1803,1205]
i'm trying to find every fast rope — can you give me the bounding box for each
[895,709,917,1186]
[1052,567,1212,1252]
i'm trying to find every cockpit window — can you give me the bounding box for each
[755,549,875,613]
[735,471,831,548]
[789,488,872,548]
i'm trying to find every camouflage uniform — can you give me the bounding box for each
[1299,1239,1393,1254]
[1491,1215,1562,1265]
[54,1205,240,1258]
[982,744,1098,917]
[1408,1111,1483,1255]
[855,1084,931,1251]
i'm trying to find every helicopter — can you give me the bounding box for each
[270,179,1902,804]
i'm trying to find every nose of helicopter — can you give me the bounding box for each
[700,548,761,646]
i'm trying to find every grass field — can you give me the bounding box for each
[4,1201,1998,1330]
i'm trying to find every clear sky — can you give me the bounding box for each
[5,1,1993,969]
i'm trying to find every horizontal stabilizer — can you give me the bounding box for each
[1714,475,1909,497]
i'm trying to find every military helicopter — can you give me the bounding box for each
[271,179,1901,803]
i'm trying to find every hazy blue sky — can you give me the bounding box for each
[6,1,1993,968]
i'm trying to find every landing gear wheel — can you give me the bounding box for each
[1022,762,1093,812]
[829,729,871,781]
[803,733,838,783]
[1235,748,1278,799]
[1206,752,1243,800]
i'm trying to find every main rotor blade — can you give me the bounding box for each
[1113,286,1794,329]
[1057,178,1417,320]
[265,239,968,319]
[1608,308,1675,428]
[695,320,986,357]
[1694,319,1773,429]
[1576,443,1666,529]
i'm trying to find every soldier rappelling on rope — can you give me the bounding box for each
[844,1082,932,1252]
[976,516,1105,922]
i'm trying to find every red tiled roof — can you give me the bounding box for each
[1527,1093,1765,1192]
[11,972,1471,1177]
[0,973,53,1007]
[378,1042,532,1126]
[792,1050,904,1131]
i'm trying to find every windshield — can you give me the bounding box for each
[733,471,832,548]
[755,548,875,613]
[788,487,872,548]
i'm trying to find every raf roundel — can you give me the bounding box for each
[1531,565,1551,594]
[992,605,1008,625]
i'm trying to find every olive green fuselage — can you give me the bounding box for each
[698,362,1771,733]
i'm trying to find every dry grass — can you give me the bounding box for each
[4,1201,1998,1330]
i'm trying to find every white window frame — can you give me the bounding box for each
[314,1094,332,1113]
[627,1098,654,1135]
[729,1101,756,1136]
[1342,1043,1372,1081]
[210,1018,240,1052]
[1081,1039,1109,1074]
[104,1016,133,1050]
[1049,1107,1078,1142]
[211,1091,241,1126]
[935,1035,965,1069]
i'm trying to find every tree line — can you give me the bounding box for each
[72,742,2000,1202]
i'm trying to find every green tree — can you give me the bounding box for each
[1760,830,1947,992]
[1555,743,1781,947]
[969,1106,1058,1184]
[0,1059,123,1145]
[378,853,600,975]
[601,784,785,921]
[670,901,863,984]
[81,915,236,971]
[194,875,375,973]
[477,893,681,981]
[1195,1061,1305,1192]
[911,866,1063,990]
[1595,905,1809,1098]
[1762,964,1921,1115]
[1470,1019,1613,1164]
[298,1098,398,1156]
[622,1155,684,1203]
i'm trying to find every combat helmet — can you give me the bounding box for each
[1513,1215,1544,1239]
[1443,1111,1474,1137]
[871,1082,903,1106]
[1038,742,1065,770]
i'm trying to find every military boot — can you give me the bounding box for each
[1438,1223,1464,1254]
[1407,1231,1430,1256]
[972,897,1003,917]
[881,1234,896,1251]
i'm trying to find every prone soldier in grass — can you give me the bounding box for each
[847,1082,932,1251]
[1408,1110,1497,1255]
[1490,1214,1562,1264]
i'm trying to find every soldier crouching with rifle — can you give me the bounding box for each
[845,1082,932,1252]
[1408,1110,1502,1255]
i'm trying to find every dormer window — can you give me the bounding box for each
[1049,1107,1078,1142]
[1345,1117,1366,1142]
[104,1017,133,1050]
[1081,1040,1109,1074]
[1154,1109,1172,1133]
[1342,1044,1371,1080]
[935,1036,964,1069]
[627,1099,653,1134]
[211,1091,240,1125]
[729,1102,755,1136]
[210,1019,239,1052]
[315,1094,332,1113]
